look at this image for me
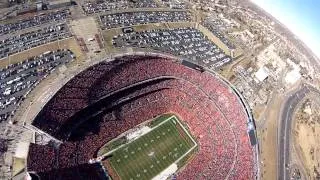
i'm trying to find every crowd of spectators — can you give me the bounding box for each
[82,0,158,14]
[27,143,107,180]
[0,9,70,36]
[0,49,75,122]
[27,143,56,173]
[113,27,232,69]
[99,11,191,29]
[28,55,255,179]
[31,61,114,135]
[0,23,71,59]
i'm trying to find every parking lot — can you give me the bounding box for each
[82,0,158,14]
[202,21,236,50]
[0,49,75,122]
[0,23,71,59]
[0,9,70,36]
[100,10,191,29]
[113,27,232,69]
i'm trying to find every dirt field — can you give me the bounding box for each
[258,91,283,180]
[252,103,267,122]
[69,17,101,58]
[102,28,124,54]
[293,96,320,179]
[0,37,84,68]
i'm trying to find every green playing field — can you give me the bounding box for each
[104,116,196,180]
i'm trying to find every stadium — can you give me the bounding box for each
[2,0,320,179]
[26,53,257,179]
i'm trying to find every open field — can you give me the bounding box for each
[293,96,320,179]
[102,116,196,180]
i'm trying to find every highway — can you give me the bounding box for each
[278,84,318,180]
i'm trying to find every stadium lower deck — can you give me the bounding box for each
[27,55,255,179]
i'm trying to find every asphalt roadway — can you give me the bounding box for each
[278,84,319,180]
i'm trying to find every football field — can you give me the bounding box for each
[104,116,196,180]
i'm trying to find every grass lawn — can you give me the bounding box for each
[12,157,26,177]
[103,116,196,180]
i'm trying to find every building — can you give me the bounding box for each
[48,0,71,9]
[254,66,269,82]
